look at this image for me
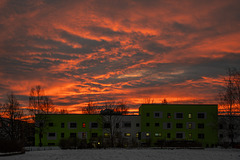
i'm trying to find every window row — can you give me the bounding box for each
[147,112,206,119]
[146,122,205,129]
[144,132,205,139]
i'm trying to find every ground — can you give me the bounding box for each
[1,148,240,160]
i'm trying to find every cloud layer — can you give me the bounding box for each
[0,0,240,112]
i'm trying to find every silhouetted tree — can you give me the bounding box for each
[143,98,155,104]
[218,68,240,146]
[82,99,97,114]
[162,98,168,104]
[0,93,24,141]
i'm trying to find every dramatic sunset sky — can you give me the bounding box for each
[0,0,240,113]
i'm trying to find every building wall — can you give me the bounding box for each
[139,104,218,147]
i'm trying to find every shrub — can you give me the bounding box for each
[0,139,24,153]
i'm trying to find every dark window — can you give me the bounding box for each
[70,122,77,128]
[48,143,55,146]
[104,123,111,128]
[176,113,183,118]
[176,123,183,128]
[219,124,223,129]
[198,133,204,139]
[155,113,160,117]
[49,123,53,127]
[92,133,98,138]
[155,123,159,127]
[70,133,76,138]
[167,123,171,128]
[198,123,204,129]
[176,133,183,139]
[116,123,119,128]
[91,123,98,128]
[123,122,131,128]
[61,123,64,128]
[39,133,43,138]
[219,134,223,138]
[136,123,140,127]
[229,134,234,138]
[167,133,171,138]
[61,133,64,138]
[229,124,234,129]
[48,133,56,137]
[146,113,150,117]
[82,132,86,139]
[198,113,205,119]
[146,123,150,127]
[82,122,86,128]
[167,113,171,118]
[40,122,43,127]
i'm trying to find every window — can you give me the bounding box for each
[229,124,234,129]
[104,123,111,128]
[91,122,98,128]
[49,123,53,127]
[136,133,139,138]
[188,133,192,139]
[0,122,2,128]
[70,122,77,128]
[188,113,192,119]
[155,133,162,137]
[70,133,77,138]
[176,133,183,139]
[198,133,204,139]
[176,123,183,128]
[82,132,86,139]
[116,123,119,128]
[124,133,131,137]
[167,133,171,138]
[61,123,64,128]
[155,112,160,117]
[155,123,160,127]
[146,132,150,137]
[176,113,183,119]
[154,112,162,118]
[198,123,204,129]
[229,134,234,138]
[146,113,150,117]
[48,133,56,137]
[136,123,140,127]
[219,124,223,129]
[167,113,171,118]
[104,133,110,138]
[61,133,64,138]
[198,113,205,119]
[92,133,98,138]
[40,122,43,127]
[48,143,55,146]
[188,123,192,129]
[123,122,131,128]
[219,134,223,138]
[82,122,86,128]
[167,123,171,129]
[146,123,150,127]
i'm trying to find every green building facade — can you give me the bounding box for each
[35,104,218,147]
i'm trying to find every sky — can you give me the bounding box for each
[0,0,240,113]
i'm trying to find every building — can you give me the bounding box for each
[35,104,218,148]
[139,104,218,147]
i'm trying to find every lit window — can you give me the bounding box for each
[155,133,162,137]
[82,132,86,139]
[136,133,139,138]
[104,133,110,138]
[188,123,192,129]
[125,133,131,137]
[188,113,192,119]
[167,113,171,118]
[82,122,86,128]
[188,133,192,139]
[146,132,150,137]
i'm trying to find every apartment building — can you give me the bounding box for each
[35,104,218,147]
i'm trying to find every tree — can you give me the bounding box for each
[0,93,24,141]
[218,68,240,147]
[82,99,97,114]
[29,85,55,146]
[162,98,168,104]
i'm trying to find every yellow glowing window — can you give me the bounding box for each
[146,132,150,137]
[125,133,131,137]
[188,133,192,139]
[188,113,192,119]
[82,122,86,128]
[136,133,139,138]
[188,123,192,129]
[155,133,162,137]
[104,133,110,138]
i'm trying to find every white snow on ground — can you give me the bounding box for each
[1,149,240,160]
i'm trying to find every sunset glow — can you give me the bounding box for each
[0,0,240,113]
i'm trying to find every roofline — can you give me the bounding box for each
[35,114,140,116]
[140,103,218,106]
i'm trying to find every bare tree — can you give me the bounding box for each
[143,98,155,104]
[115,101,128,115]
[162,98,168,104]
[218,68,240,146]
[0,93,23,141]
[29,85,55,146]
[82,99,97,114]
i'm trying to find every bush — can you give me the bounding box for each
[59,138,88,149]
[0,139,24,153]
